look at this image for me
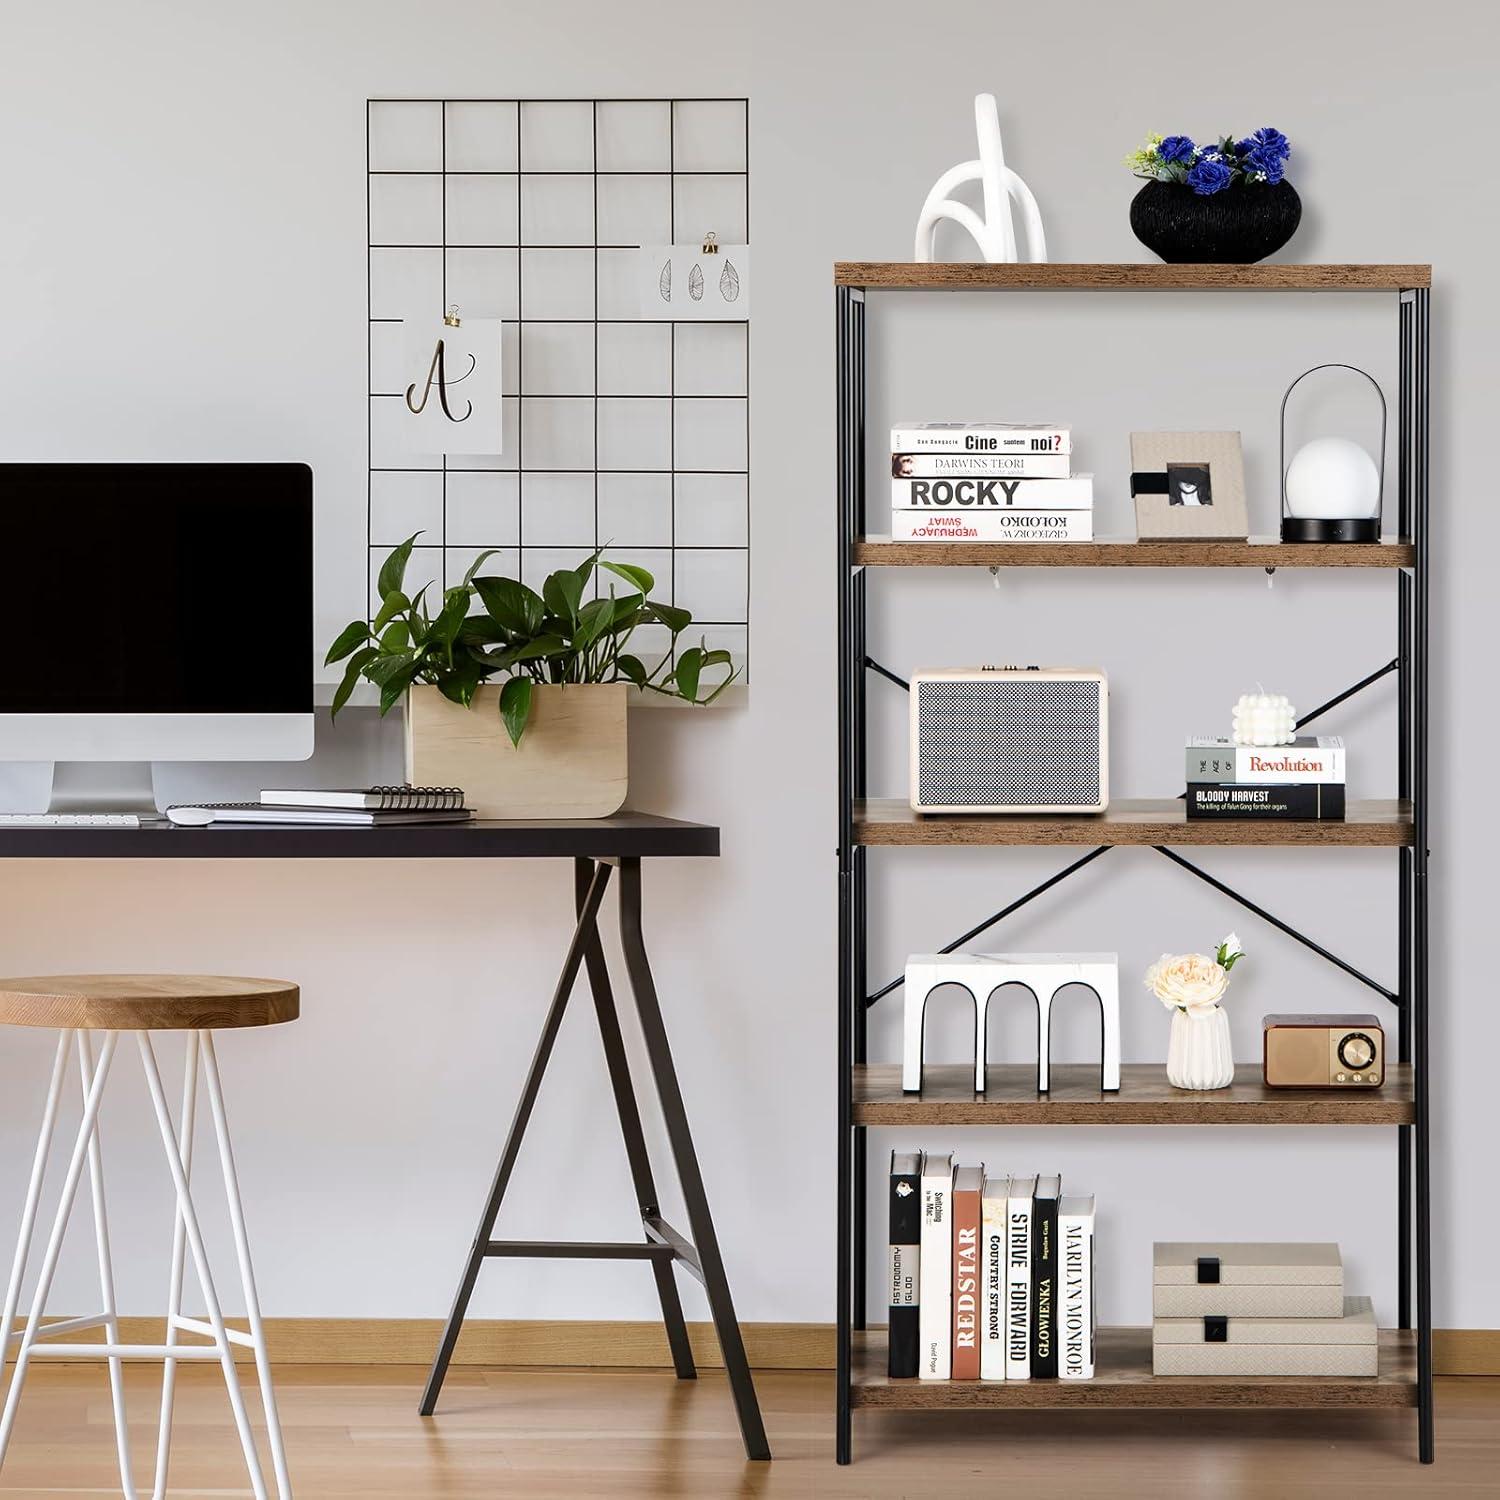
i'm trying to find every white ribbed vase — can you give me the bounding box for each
[1166,1007,1234,1090]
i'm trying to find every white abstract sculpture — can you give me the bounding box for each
[914,93,1047,264]
[902,953,1120,1094]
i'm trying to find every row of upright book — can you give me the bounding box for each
[889,1153,1095,1381]
[1185,736,1347,820]
[890,423,1093,543]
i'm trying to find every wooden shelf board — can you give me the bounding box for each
[851,1327,1416,1407]
[854,537,1414,569]
[855,798,1413,848]
[835,263,1430,292]
[853,1064,1413,1126]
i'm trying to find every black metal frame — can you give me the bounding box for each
[420,854,771,1462]
[834,278,1432,1464]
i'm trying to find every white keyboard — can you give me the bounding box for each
[0,814,141,827]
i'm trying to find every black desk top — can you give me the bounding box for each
[0,812,718,860]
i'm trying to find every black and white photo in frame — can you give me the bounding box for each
[1131,430,1249,539]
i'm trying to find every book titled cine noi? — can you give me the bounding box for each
[891,423,1072,455]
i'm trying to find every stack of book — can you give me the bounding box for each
[889,1153,1095,1381]
[1185,736,1346,821]
[165,786,473,826]
[1152,1242,1377,1376]
[889,423,1092,543]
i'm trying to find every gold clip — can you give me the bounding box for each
[701,232,719,255]
[443,304,462,327]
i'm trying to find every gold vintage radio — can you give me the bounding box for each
[1262,1013,1384,1088]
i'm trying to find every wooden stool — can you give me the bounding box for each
[0,975,298,1500]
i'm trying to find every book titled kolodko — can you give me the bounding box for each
[1186,783,1347,820]
[951,1166,984,1380]
[891,423,1072,455]
[891,475,1094,510]
[1031,1173,1062,1378]
[893,451,1071,480]
[1186,736,1345,785]
[891,510,1094,543]
[888,1152,922,1379]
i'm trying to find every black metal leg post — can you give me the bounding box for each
[419,861,613,1416]
[1410,283,1434,1464]
[615,857,771,1461]
[574,858,696,1381]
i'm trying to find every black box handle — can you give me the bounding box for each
[1196,1255,1221,1284]
[1204,1315,1228,1343]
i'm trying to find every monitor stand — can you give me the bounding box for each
[48,761,161,818]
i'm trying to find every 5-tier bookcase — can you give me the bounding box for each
[834,263,1432,1463]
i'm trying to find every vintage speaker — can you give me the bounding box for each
[909,667,1109,813]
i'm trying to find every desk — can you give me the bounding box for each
[0,815,769,1461]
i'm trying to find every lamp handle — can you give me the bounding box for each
[1279,363,1387,522]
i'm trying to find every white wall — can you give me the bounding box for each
[0,0,1494,1332]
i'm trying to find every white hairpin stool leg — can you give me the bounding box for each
[974,988,990,1094]
[0,1031,119,1469]
[152,1031,199,1500]
[1096,968,1121,1092]
[77,1033,137,1499]
[136,1032,269,1500]
[201,1032,291,1500]
[0,1033,70,1398]
[902,979,932,1092]
[1036,985,1055,1093]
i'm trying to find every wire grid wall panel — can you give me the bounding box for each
[367,98,750,679]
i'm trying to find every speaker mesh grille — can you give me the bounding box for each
[917,679,1102,807]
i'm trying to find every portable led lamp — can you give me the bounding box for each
[1279,362,1386,543]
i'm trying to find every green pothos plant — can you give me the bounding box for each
[326,534,736,747]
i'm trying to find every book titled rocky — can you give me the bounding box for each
[891,422,1071,455]
[951,1166,984,1380]
[893,452,1071,480]
[888,1151,922,1378]
[892,510,1094,543]
[1187,736,1345,785]
[1187,783,1346,819]
[892,475,1093,509]
[1031,1173,1062,1378]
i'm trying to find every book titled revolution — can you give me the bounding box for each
[1186,737,1345,785]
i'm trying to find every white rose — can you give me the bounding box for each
[1144,952,1230,1016]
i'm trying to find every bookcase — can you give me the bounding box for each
[834,263,1432,1462]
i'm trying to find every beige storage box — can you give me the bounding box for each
[1152,1295,1377,1376]
[1152,1242,1343,1318]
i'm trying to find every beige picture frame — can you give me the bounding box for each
[1131,430,1249,540]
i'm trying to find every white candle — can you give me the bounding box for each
[1232,692,1296,747]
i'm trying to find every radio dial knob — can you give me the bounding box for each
[1338,1033,1376,1070]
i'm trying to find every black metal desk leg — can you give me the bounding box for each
[418,861,613,1416]
[574,858,696,1381]
[616,857,771,1461]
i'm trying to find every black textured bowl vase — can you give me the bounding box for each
[1130,180,1302,264]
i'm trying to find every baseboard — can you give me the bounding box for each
[16,1320,1496,1373]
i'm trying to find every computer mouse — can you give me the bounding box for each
[165,806,216,827]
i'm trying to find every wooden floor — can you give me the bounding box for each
[0,1364,1493,1498]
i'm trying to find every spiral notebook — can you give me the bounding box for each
[260,786,465,812]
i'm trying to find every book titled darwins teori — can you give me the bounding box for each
[980,1174,1009,1381]
[1004,1175,1035,1380]
[891,422,1071,454]
[893,451,1071,479]
[951,1166,984,1380]
[1031,1173,1062,1378]
[887,1152,922,1378]
[918,1153,954,1380]
[1058,1194,1096,1380]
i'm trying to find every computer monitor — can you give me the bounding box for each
[0,463,314,812]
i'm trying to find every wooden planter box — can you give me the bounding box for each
[404,682,628,820]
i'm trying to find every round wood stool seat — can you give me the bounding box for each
[0,974,299,1032]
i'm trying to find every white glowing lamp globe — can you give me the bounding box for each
[1284,437,1380,521]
